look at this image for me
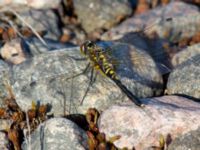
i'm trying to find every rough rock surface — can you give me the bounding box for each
[10,42,163,116]
[0,132,9,150]
[0,0,61,9]
[73,0,132,33]
[167,54,200,99]
[22,118,87,150]
[26,0,61,9]
[0,60,9,71]
[98,96,200,149]
[0,119,12,131]
[23,37,75,57]
[18,9,61,40]
[0,60,11,104]
[171,43,200,67]
[0,39,26,64]
[168,127,200,150]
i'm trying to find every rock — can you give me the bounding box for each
[101,1,200,41]
[0,60,12,104]
[73,0,132,33]
[0,0,27,8]
[171,43,200,67]
[152,13,200,43]
[11,42,163,116]
[0,119,12,131]
[98,96,200,149]
[0,59,9,71]
[22,118,87,150]
[23,37,75,57]
[168,127,200,150]
[26,0,61,9]
[135,0,149,14]
[0,132,9,150]
[0,39,26,64]
[0,0,61,9]
[167,54,200,99]
[17,9,61,40]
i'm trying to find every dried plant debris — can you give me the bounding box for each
[0,9,46,45]
[0,26,45,43]
[85,108,126,150]
[0,82,49,150]
[135,0,170,14]
[151,134,172,150]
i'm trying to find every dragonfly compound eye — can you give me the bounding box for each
[80,40,95,55]
[86,41,94,48]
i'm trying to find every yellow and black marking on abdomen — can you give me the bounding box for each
[80,40,144,107]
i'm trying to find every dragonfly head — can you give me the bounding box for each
[80,40,96,55]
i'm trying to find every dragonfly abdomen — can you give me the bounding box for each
[100,57,144,107]
[99,54,117,79]
[112,78,144,107]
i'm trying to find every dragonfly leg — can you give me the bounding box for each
[80,67,96,105]
[61,63,90,115]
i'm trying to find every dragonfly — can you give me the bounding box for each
[8,15,200,115]
[80,40,144,107]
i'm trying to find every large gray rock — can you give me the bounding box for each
[98,96,200,149]
[11,42,163,116]
[73,0,132,33]
[167,53,200,99]
[168,127,200,150]
[22,118,88,150]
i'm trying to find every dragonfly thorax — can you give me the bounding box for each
[80,41,117,79]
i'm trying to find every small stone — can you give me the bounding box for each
[27,0,61,9]
[0,119,12,131]
[22,118,87,150]
[73,0,132,33]
[0,0,61,9]
[17,9,61,40]
[0,39,26,65]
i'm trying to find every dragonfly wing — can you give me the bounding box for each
[101,42,165,95]
[97,40,172,76]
